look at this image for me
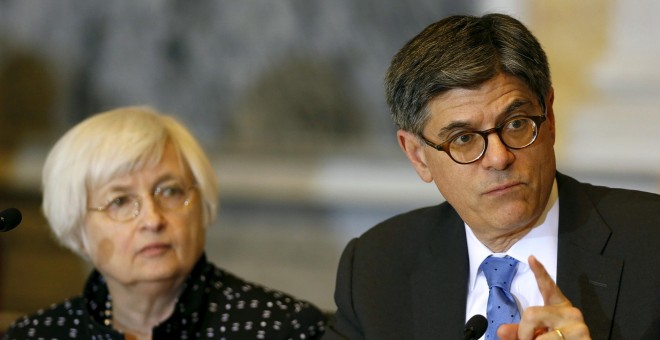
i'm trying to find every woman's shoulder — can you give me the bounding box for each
[3,297,88,339]
[203,262,323,314]
[196,262,327,338]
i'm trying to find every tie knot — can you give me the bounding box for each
[480,255,519,290]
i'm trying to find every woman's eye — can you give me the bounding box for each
[108,196,132,208]
[159,184,185,198]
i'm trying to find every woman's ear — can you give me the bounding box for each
[397,129,433,183]
[78,225,91,258]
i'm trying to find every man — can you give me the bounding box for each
[324,13,660,340]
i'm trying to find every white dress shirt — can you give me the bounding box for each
[464,179,559,334]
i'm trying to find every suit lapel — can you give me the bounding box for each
[404,174,623,338]
[410,204,470,339]
[556,174,622,339]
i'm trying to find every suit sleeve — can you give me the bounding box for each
[323,238,364,340]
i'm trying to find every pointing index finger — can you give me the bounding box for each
[529,255,568,306]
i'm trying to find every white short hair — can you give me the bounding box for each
[42,106,218,257]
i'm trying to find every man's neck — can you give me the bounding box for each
[470,178,559,253]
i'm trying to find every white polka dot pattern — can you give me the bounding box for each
[4,255,326,339]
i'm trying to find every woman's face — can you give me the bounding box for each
[84,142,205,287]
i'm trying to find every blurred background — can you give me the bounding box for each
[1,0,659,326]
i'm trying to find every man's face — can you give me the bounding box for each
[398,73,556,245]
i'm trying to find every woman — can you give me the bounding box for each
[4,106,326,339]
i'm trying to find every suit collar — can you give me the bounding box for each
[410,203,470,339]
[556,173,622,338]
[556,173,612,253]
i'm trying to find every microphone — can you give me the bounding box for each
[0,208,22,232]
[464,314,487,340]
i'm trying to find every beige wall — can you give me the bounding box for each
[530,0,613,156]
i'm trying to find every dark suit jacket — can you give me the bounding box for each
[324,173,660,339]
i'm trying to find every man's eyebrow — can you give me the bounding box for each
[502,99,533,115]
[436,121,473,139]
[433,99,534,139]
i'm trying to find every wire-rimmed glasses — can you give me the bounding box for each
[88,182,197,222]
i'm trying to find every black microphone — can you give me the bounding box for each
[0,208,22,232]
[464,314,487,340]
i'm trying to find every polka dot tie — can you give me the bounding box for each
[480,255,520,340]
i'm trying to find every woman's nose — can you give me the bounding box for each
[137,196,165,231]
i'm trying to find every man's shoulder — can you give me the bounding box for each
[369,201,456,229]
[354,201,461,251]
[559,172,660,207]
[558,172,660,234]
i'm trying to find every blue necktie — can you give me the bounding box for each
[480,255,520,340]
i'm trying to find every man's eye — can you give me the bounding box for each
[452,133,478,146]
[506,118,528,130]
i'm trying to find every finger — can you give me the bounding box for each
[499,323,545,340]
[534,328,564,340]
[534,324,590,340]
[528,255,568,306]
[517,304,588,339]
[496,323,518,340]
[516,306,554,339]
[518,256,574,339]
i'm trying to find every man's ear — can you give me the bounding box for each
[397,129,433,183]
[545,87,556,141]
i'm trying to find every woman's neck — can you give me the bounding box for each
[106,279,184,338]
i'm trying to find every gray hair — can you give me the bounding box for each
[385,13,551,135]
[42,106,218,258]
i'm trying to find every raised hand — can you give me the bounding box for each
[498,256,591,340]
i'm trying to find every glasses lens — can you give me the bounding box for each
[501,117,537,148]
[105,195,139,222]
[155,183,193,211]
[449,132,486,163]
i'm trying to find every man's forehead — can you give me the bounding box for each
[427,76,536,117]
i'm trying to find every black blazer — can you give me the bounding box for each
[324,173,660,339]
